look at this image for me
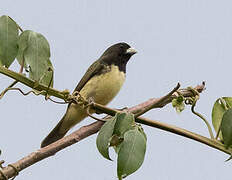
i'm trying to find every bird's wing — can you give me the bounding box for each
[73,60,105,92]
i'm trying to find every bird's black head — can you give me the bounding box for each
[101,42,137,73]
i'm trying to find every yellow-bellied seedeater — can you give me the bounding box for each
[41,42,137,147]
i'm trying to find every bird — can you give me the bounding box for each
[41,42,137,147]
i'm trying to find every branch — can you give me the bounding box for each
[0,66,68,99]
[134,82,180,117]
[0,82,220,180]
[0,122,104,180]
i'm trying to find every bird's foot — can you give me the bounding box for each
[86,98,106,122]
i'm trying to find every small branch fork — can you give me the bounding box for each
[1,82,225,180]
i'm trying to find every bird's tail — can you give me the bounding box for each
[41,117,67,148]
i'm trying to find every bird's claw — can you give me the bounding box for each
[87,97,95,105]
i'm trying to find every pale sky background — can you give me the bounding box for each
[1,0,232,179]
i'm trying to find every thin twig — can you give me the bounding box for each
[0,81,18,99]
[44,68,54,100]
[134,83,180,117]
[4,88,44,96]
[130,82,205,115]
[0,55,24,99]
[86,105,106,122]
[46,97,68,104]
[182,86,214,140]
[0,66,69,99]
[1,87,67,105]
[191,101,214,139]
[19,56,24,74]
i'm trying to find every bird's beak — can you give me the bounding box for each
[126,47,137,55]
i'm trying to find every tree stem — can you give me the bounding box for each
[0,66,67,99]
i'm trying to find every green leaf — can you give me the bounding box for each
[17,30,52,86]
[16,31,28,67]
[0,15,19,67]
[39,59,54,87]
[96,114,118,160]
[224,97,232,108]
[221,108,232,149]
[110,134,123,147]
[113,142,122,154]
[138,125,147,141]
[172,96,185,113]
[117,128,146,179]
[212,97,232,140]
[114,112,135,137]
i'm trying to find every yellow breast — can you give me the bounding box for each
[60,65,126,133]
[80,65,125,105]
